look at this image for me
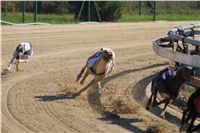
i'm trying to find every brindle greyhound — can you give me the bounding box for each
[180,89,200,133]
[146,67,193,119]
[74,48,115,97]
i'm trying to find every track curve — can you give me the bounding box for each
[2,21,199,133]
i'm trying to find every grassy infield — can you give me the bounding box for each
[1,12,200,24]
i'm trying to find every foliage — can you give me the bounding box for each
[1,1,200,22]
[69,1,123,22]
[39,1,71,14]
[98,1,123,21]
[1,12,74,24]
[118,14,200,22]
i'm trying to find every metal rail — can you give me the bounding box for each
[153,24,200,87]
[168,24,200,47]
[153,38,200,68]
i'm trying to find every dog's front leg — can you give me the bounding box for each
[94,76,105,93]
[16,60,20,71]
[75,78,95,97]
[80,70,89,85]
[97,82,101,88]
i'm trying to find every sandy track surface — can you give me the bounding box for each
[2,21,200,133]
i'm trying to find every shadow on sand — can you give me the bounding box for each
[34,93,74,102]
[102,62,167,87]
[99,114,145,133]
[87,63,167,132]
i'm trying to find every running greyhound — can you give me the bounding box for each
[75,48,115,97]
[5,42,33,71]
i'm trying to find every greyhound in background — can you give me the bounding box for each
[180,88,200,133]
[5,42,33,72]
[146,67,193,119]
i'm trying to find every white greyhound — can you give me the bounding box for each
[5,42,33,71]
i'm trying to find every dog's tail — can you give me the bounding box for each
[76,64,87,82]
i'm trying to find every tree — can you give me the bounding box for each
[69,1,123,22]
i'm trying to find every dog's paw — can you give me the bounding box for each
[4,68,11,72]
[160,113,165,119]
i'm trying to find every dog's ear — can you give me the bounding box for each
[109,53,113,58]
[104,50,109,54]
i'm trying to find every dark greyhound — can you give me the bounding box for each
[146,67,193,119]
[180,88,200,133]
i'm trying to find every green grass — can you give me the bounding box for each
[118,13,200,22]
[38,13,75,24]
[1,12,75,24]
[118,14,153,22]
[186,85,196,93]
[1,12,200,25]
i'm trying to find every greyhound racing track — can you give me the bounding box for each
[2,21,200,133]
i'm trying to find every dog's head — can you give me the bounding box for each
[102,50,113,62]
[17,44,24,53]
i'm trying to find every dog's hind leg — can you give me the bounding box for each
[180,108,189,132]
[181,108,189,125]
[187,113,197,133]
[152,89,159,107]
[146,92,154,110]
[160,99,171,119]
[146,80,156,110]
[80,70,89,85]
